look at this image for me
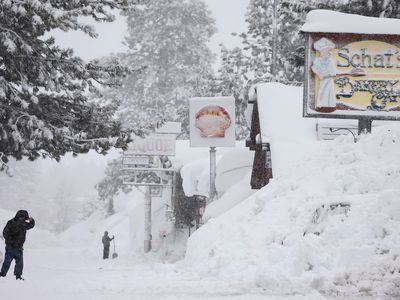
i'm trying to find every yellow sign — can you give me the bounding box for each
[310,37,400,115]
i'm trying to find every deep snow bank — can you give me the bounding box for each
[185,125,400,297]
[180,143,252,197]
[185,82,400,297]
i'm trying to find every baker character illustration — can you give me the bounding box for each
[312,37,365,112]
[311,37,338,112]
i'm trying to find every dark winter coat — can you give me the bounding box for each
[3,210,35,250]
[102,235,113,248]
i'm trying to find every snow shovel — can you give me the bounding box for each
[112,238,118,259]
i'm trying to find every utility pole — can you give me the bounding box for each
[271,0,278,78]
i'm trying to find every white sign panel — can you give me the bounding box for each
[190,97,235,147]
[126,134,176,156]
[122,156,149,165]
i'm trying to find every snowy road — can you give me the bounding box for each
[0,247,332,300]
[0,247,376,300]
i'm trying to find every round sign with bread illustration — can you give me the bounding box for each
[195,105,232,138]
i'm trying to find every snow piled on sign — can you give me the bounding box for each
[185,83,400,298]
[301,9,400,35]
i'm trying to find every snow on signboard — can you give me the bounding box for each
[189,97,235,147]
[301,9,400,35]
[302,10,400,120]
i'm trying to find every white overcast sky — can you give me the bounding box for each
[51,0,249,62]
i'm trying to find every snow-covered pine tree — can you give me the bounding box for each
[214,0,311,138]
[214,46,250,139]
[95,158,132,215]
[215,0,309,119]
[240,0,323,83]
[105,0,216,137]
[334,0,400,17]
[95,0,217,208]
[0,0,142,168]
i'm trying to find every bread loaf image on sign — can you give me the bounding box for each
[195,105,232,138]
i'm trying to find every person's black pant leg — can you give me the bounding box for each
[103,247,109,259]
[13,250,23,277]
[1,249,15,276]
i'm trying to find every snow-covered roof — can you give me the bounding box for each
[256,82,316,144]
[253,83,318,177]
[301,10,400,35]
[155,121,182,134]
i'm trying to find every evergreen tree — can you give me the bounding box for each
[336,0,400,18]
[0,0,141,169]
[234,0,334,83]
[215,46,250,139]
[95,158,131,214]
[107,0,216,137]
[96,0,217,209]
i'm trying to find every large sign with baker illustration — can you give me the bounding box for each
[304,33,400,120]
[189,97,235,147]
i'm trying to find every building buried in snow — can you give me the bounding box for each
[245,85,273,189]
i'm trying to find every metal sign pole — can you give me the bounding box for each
[358,118,372,135]
[144,186,152,253]
[209,146,217,202]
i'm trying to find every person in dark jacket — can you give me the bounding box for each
[0,210,35,280]
[102,231,114,259]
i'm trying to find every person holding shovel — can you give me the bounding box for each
[102,231,114,259]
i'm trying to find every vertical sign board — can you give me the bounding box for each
[304,33,400,121]
[189,96,235,203]
[189,97,236,147]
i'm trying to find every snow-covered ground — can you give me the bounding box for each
[0,209,329,300]
[0,244,332,300]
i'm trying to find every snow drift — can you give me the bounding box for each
[185,83,400,298]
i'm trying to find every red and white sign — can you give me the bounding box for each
[125,134,176,156]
